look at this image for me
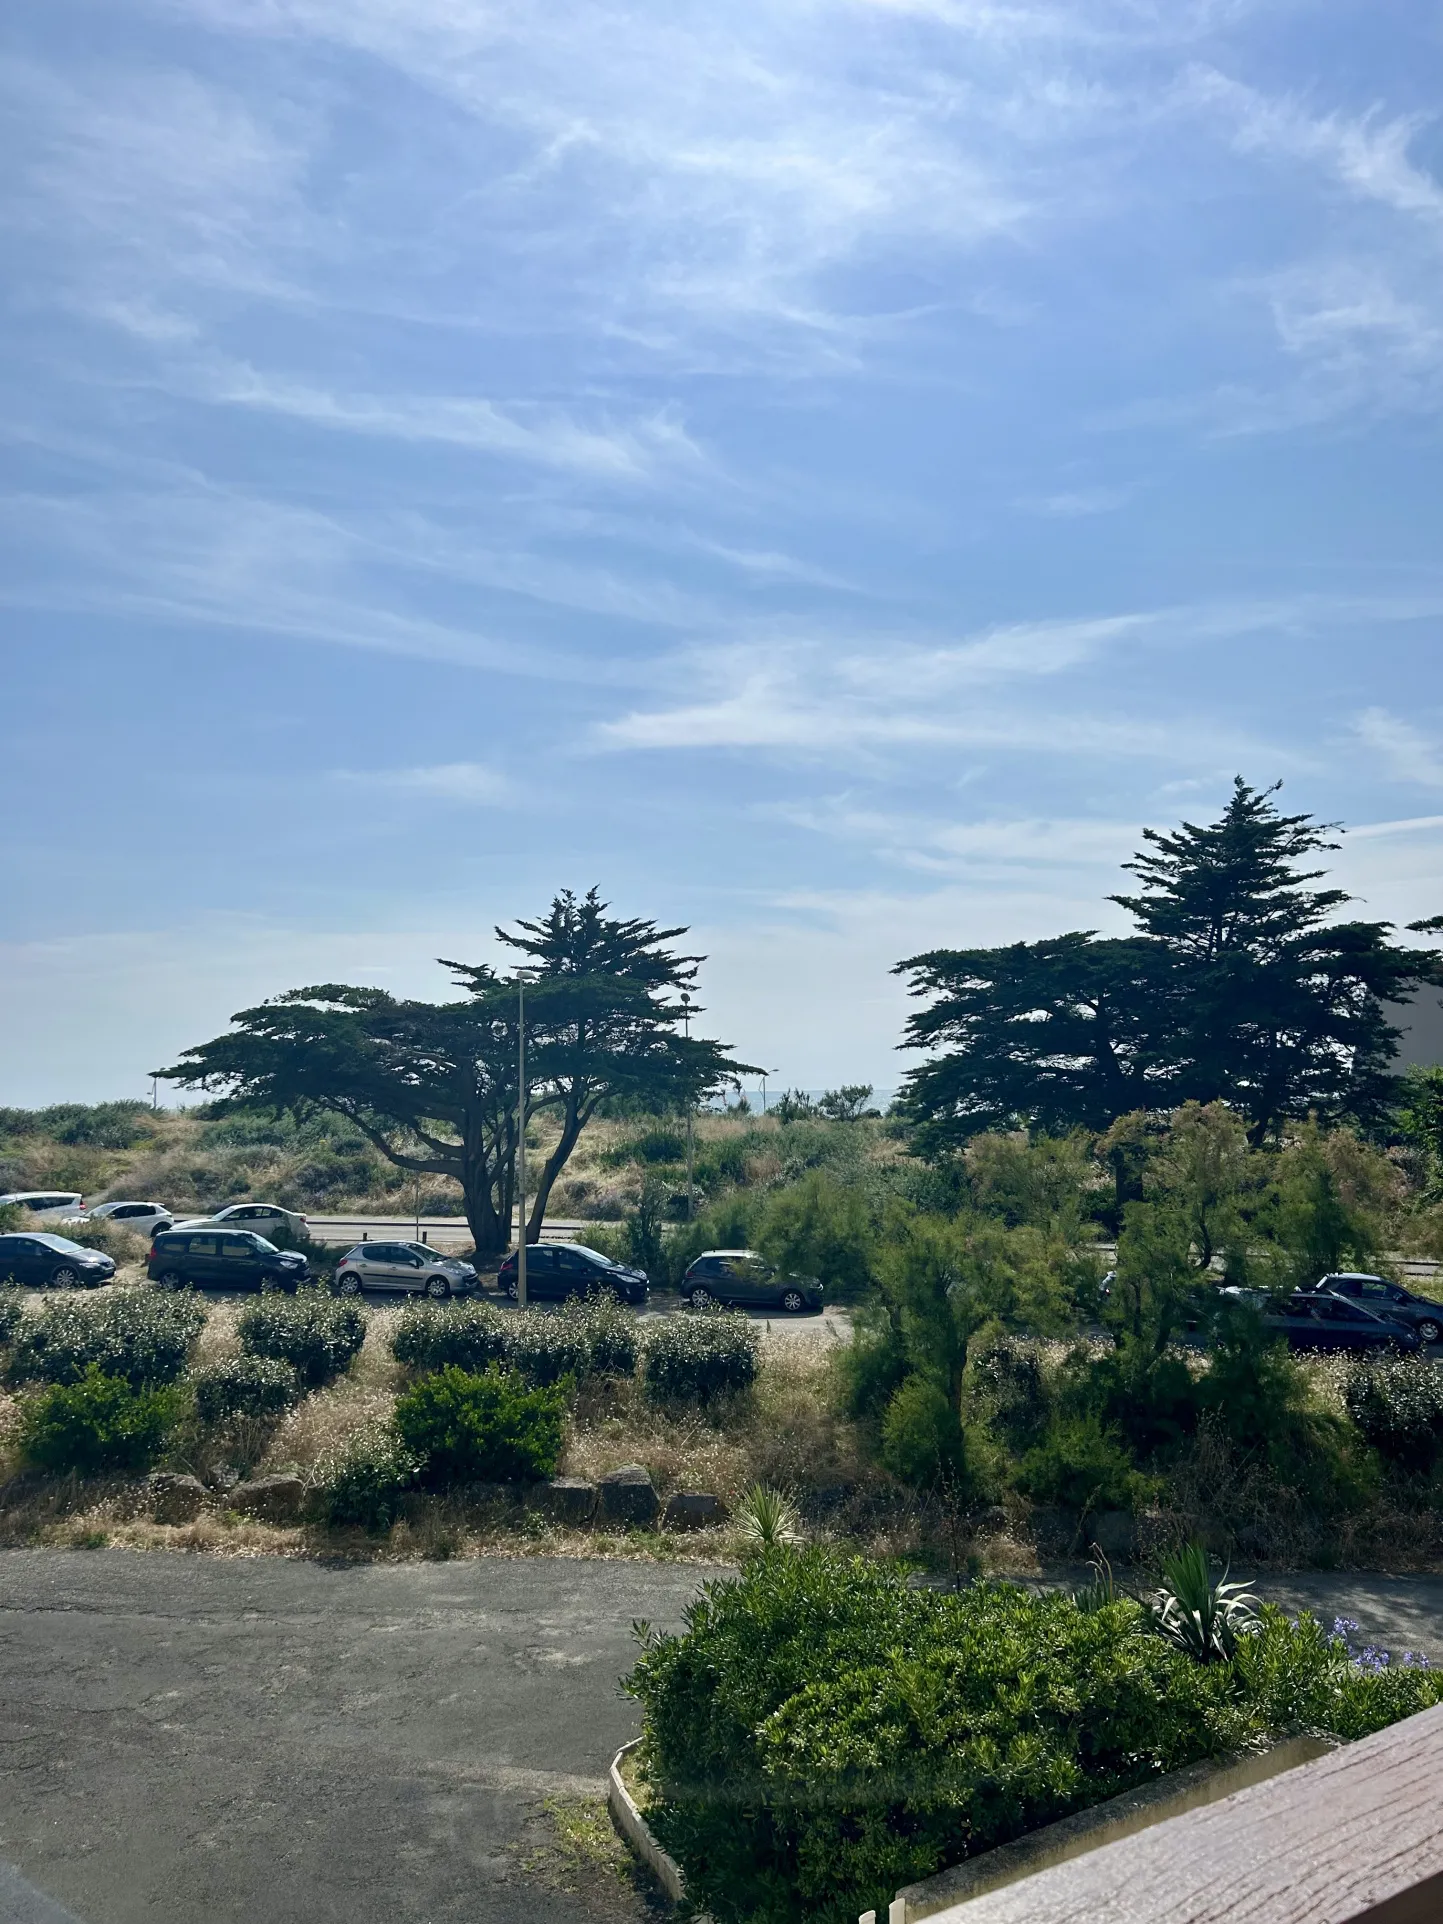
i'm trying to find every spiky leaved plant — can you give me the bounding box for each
[1148,1542,1258,1661]
[735,1483,802,1554]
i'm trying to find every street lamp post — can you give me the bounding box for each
[681,992,694,1221]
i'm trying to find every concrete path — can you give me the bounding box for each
[4,1550,1443,1924]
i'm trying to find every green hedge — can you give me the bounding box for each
[316,1424,420,1531]
[237,1291,367,1387]
[626,1548,1443,1924]
[192,1354,301,1424]
[0,1286,23,1346]
[641,1311,758,1404]
[392,1365,565,1486]
[6,1288,206,1390]
[1344,1356,1443,1474]
[19,1368,182,1475]
[391,1299,508,1374]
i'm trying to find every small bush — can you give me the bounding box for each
[316,1424,421,1531]
[50,1217,149,1262]
[191,1354,301,1425]
[642,1311,758,1405]
[967,1337,1051,1452]
[392,1365,566,1486]
[6,1288,206,1390]
[236,1290,366,1387]
[503,1311,591,1388]
[880,1378,967,1488]
[1017,1413,1143,1515]
[18,1367,181,1475]
[391,1299,508,1374]
[0,1286,23,1345]
[1344,1356,1443,1474]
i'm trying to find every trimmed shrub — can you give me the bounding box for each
[503,1312,591,1388]
[1345,1356,1443,1473]
[642,1312,758,1405]
[316,1424,421,1531]
[191,1354,301,1425]
[236,1290,366,1387]
[561,1294,639,1378]
[392,1365,566,1486]
[6,1288,206,1390]
[391,1299,508,1375]
[18,1367,181,1475]
[966,1337,1050,1452]
[627,1549,1443,1924]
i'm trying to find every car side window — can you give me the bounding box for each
[187,1236,217,1256]
[1283,1300,1314,1319]
[219,1239,252,1259]
[1316,1301,1358,1322]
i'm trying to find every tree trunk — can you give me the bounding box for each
[526,1096,584,1242]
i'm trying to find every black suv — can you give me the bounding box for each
[1301,1272,1443,1346]
[495,1243,648,1305]
[148,1228,308,1293]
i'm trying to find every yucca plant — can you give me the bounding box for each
[1072,1545,1120,1614]
[1148,1542,1258,1662]
[735,1483,802,1554]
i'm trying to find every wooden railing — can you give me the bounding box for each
[872,1701,1443,1924]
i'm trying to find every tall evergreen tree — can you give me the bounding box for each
[897,782,1443,1148]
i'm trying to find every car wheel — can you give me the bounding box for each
[505,1278,519,1301]
[50,1265,79,1289]
[156,1269,185,1291]
[426,1274,450,1300]
[688,1286,713,1309]
[780,1289,806,1314]
[338,1270,362,1296]
[1417,1317,1441,1345]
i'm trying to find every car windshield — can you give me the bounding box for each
[252,1236,280,1254]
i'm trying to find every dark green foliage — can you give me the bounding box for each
[628,1552,1443,1924]
[391,1299,509,1374]
[626,1549,1252,1924]
[879,1377,976,1492]
[1345,1356,1443,1474]
[0,1101,157,1149]
[601,1127,686,1167]
[1016,1413,1143,1515]
[756,1171,872,1298]
[236,1290,366,1387]
[317,1425,421,1530]
[0,1286,23,1345]
[965,1337,1051,1453]
[897,782,1443,1146]
[392,1365,565,1486]
[641,1312,758,1404]
[18,1367,181,1475]
[6,1289,206,1389]
[191,1354,301,1425]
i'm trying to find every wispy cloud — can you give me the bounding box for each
[1356,709,1443,790]
[337,762,512,804]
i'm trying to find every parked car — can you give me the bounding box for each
[1300,1272,1443,1346]
[681,1249,823,1314]
[495,1242,649,1305]
[67,1200,174,1238]
[172,1202,308,1243]
[0,1191,85,1224]
[335,1241,479,1299]
[148,1228,309,1293]
[0,1232,116,1289]
[1221,1286,1421,1353]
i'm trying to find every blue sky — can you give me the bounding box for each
[2,0,1442,1105]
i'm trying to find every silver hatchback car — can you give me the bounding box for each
[335,1240,479,1300]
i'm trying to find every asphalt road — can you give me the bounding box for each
[0,1551,718,1924]
[7,1551,1443,1924]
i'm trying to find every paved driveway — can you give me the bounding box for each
[0,1551,718,1924]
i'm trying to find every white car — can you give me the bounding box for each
[335,1241,479,1299]
[0,1191,85,1224]
[69,1200,175,1238]
[172,1202,309,1242]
